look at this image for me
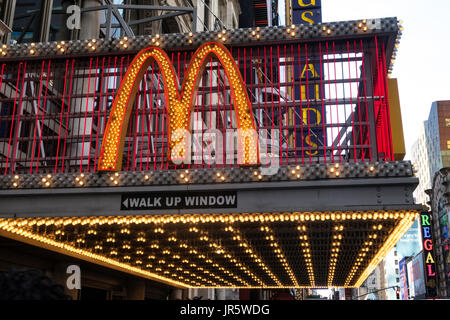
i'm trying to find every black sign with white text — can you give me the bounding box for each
[121,191,237,210]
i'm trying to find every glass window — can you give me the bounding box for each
[0,0,7,21]
[446,118,450,127]
[11,0,45,43]
[204,0,210,30]
[49,0,67,42]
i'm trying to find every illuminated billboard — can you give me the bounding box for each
[292,0,322,25]
[292,0,325,158]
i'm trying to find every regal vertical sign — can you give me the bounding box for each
[420,211,437,297]
[292,0,325,159]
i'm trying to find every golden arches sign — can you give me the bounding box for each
[98,41,259,171]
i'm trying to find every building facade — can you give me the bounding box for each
[409,101,450,298]
[358,265,383,300]
[0,1,420,301]
[426,168,450,298]
[359,219,422,300]
[0,0,242,45]
[411,122,431,206]
[0,0,243,301]
[412,101,450,206]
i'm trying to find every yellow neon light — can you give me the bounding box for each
[98,41,259,171]
[353,213,417,287]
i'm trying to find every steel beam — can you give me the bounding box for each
[0,177,420,218]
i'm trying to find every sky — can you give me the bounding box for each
[280,0,450,159]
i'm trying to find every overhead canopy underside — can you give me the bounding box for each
[0,210,417,288]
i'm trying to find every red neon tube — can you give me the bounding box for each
[177,51,181,169]
[353,41,364,160]
[360,40,372,161]
[325,42,335,163]
[319,43,327,162]
[298,44,304,164]
[165,69,170,171]
[153,69,161,170]
[94,58,106,171]
[140,69,148,171]
[277,45,283,165]
[80,58,94,172]
[346,42,357,161]
[36,61,51,173]
[5,62,22,174]
[209,57,213,168]
[382,43,394,161]
[53,60,69,173]
[353,40,366,161]
[332,42,342,162]
[61,59,76,173]
[270,46,275,167]
[132,78,141,171]
[87,57,99,172]
[0,64,5,171]
[222,62,226,168]
[304,44,312,163]
[126,101,133,171]
[264,47,268,131]
[291,45,298,165]
[10,62,27,173]
[217,61,221,168]
[185,52,192,169]
[374,36,385,160]
[103,57,114,138]
[201,73,205,168]
[30,61,45,173]
[284,45,289,165]
[147,62,154,171]
[70,60,85,171]
[0,64,4,164]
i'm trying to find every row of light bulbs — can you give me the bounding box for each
[225,225,282,287]
[0,18,391,60]
[9,211,415,229]
[298,225,315,287]
[260,225,300,287]
[344,226,383,287]
[8,160,396,189]
[0,220,190,288]
[98,42,258,171]
[327,225,344,286]
[7,162,396,189]
[0,211,418,288]
[185,230,249,287]
[353,212,416,287]
[192,227,263,286]
[71,220,244,287]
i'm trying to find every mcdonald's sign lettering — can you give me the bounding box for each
[98,42,259,171]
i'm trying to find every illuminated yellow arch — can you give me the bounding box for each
[98,41,259,171]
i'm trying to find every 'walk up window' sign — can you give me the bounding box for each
[121,191,237,211]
